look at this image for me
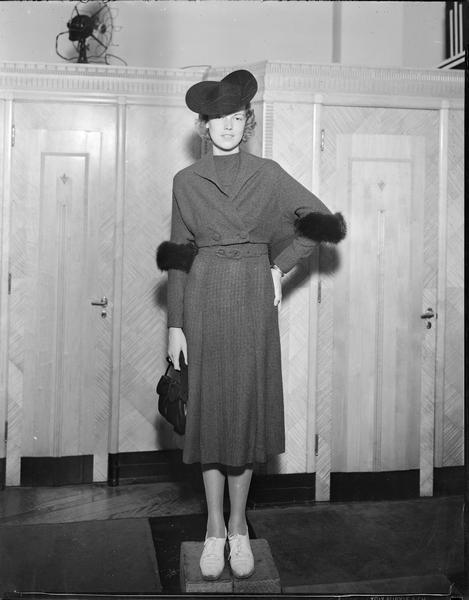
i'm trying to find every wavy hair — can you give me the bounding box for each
[196,104,256,143]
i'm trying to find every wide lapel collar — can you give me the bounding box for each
[191,150,245,228]
[229,150,263,201]
[191,150,264,230]
[192,151,227,196]
[192,150,263,200]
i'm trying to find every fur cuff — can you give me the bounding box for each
[156,241,198,272]
[295,211,346,244]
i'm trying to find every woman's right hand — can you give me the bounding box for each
[168,327,188,370]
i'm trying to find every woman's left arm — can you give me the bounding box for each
[271,164,345,275]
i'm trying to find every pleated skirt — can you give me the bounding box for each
[182,243,285,466]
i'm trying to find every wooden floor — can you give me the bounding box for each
[0,482,466,596]
[0,480,207,526]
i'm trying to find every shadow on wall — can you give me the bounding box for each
[154,279,167,311]
[185,131,203,163]
[280,245,342,302]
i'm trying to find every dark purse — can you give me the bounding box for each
[156,355,188,435]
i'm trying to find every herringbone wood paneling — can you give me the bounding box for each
[440,110,464,468]
[268,103,315,474]
[316,271,334,500]
[119,106,198,453]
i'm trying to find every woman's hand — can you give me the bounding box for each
[270,267,283,307]
[168,327,188,370]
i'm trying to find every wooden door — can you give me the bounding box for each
[7,124,114,485]
[315,106,440,499]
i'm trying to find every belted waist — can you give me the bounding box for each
[197,243,269,260]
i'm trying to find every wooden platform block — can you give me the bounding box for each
[180,541,232,593]
[232,538,282,594]
[180,539,281,594]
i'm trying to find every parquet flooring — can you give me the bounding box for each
[0,480,206,527]
[0,483,465,594]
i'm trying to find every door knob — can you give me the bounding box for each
[420,307,435,329]
[91,296,108,318]
[91,296,108,307]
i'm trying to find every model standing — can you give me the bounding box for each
[157,69,345,580]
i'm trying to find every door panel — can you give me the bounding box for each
[7,125,114,485]
[316,106,439,499]
[332,135,424,472]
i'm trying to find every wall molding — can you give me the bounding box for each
[211,61,464,104]
[0,61,208,101]
[0,61,463,107]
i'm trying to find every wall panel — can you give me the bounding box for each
[440,109,464,468]
[119,104,200,452]
[319,107,440,484]
[268,102,316,474]
[6,102,117,483]
[0,97,7,462]
[0,62,464,487]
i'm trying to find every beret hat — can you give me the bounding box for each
[185,69,258,116]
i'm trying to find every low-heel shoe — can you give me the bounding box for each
[228,532,255,578]
[199,529,227,580]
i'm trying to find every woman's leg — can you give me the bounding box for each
[227,466,253,534]
[202,465,227,537]
[226,465,255,578]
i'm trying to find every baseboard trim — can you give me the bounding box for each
[433,466,465,496]
[0,457,5,490]
[105,452,464,504]
[21,455,93,486]
[108,449,200,486]
[248,472,316,507]
[330,470,420,501]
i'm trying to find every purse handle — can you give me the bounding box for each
[165,357,173,376]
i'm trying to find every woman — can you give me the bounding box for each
[157,69,345,581]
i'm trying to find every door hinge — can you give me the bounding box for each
[317,278,322,303]
[11,124,15,147]
[8,273,12,295]
[4,421,8,443]
[315,434,319,456]
[320,129,325,151]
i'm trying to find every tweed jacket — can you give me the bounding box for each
[167,150,331,328]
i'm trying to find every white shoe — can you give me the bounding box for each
[199,528,227,581]
[228,531,255,579]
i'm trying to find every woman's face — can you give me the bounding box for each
[207,110,246,155]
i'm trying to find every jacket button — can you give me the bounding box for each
[212,233,221,241]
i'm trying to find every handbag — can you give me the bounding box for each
[156,355,188,435]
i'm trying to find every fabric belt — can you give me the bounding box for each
[197,243,269,260]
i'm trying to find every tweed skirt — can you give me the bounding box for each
[182,243,285,466]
